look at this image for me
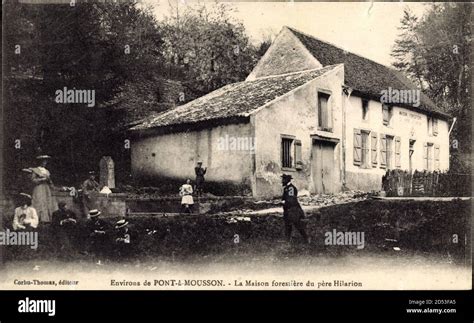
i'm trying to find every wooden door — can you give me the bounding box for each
[312,141,335,194]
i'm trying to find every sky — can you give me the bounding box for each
[145,1,431,67]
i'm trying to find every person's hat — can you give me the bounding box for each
[88,170,96,175]
[21,168,33,173]
[89,209,101,218]
[281,174,293,180]
[115,219,129,229]
[197,160,203,164]
[19,193,32,200]
[36,155,51,160]
[58,201,67,207]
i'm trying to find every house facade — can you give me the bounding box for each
[130,26,450,199]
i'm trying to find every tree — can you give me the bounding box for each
[391,4,472,155]
[2,1,165,186]
[160,2,262,96]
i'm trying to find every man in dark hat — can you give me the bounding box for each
[52,201,77,259]
[194,161,207,196]
[81,171,100,217]
[281,174,309,243]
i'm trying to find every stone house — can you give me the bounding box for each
[130,26,451,198]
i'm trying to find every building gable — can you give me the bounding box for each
[246,27,322,81]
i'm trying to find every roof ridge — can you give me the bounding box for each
[247,64,340,81]
[285,26,393,70]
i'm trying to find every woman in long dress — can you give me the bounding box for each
[30,155,57,223]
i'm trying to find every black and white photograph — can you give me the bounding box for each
[0,0,472,319]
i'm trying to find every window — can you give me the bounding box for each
[382,104,392,126]
[361,131,369,167]
[281,137,293,168]
[362,99,369,120]
[424,143,434,171]
[318,92,331,131]
[281,136,302,170]
[386,136,394,169]
[428,117,438,136]
[409,140,415,172]
[353,129,373,168]
[380,134,396,169]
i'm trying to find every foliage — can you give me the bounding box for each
[160,2,262,96]
[391,4,472,153]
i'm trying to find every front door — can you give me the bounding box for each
[312,140,336,194]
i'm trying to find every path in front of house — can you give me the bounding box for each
[223,191,370,216]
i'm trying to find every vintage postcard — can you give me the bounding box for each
[0,0,471,293]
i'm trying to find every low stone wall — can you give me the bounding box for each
[1,191,127,221]
[1,191,254,224]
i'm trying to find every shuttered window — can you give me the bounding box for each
[371,132,377,167]
[386,136,394,169]
[395,136,401,168]
[294,139,303,170]
[361,131,370,167]
[380,134,387,168]
[434,144,440,170]
[353,129,362,166]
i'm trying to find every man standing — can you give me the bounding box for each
[194,161,207,196]
[281,174,309,243]
[81,171,100,217]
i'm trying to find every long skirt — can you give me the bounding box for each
[32,183,57,223]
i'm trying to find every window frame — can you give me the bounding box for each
[281,135,296,171]
[317,90,332,132]
[385,135,394,169]
[382,104,392,126]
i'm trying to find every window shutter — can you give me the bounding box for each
[423,142,428,170]
[294,139,303,170]
[434,144,440,170]
[371,131,377,167]
[353,129,361,166]
[380,134,387,168]
[433,119,438,136]
[395,136,401,168]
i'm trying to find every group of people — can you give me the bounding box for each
[11,154,308,263]
[10,155,134,262]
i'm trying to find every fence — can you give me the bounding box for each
[382,169,471,197]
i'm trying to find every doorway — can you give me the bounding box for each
[312,140,336,194]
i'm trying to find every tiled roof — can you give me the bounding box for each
[287,27,448,117]
[131,64,341,130]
